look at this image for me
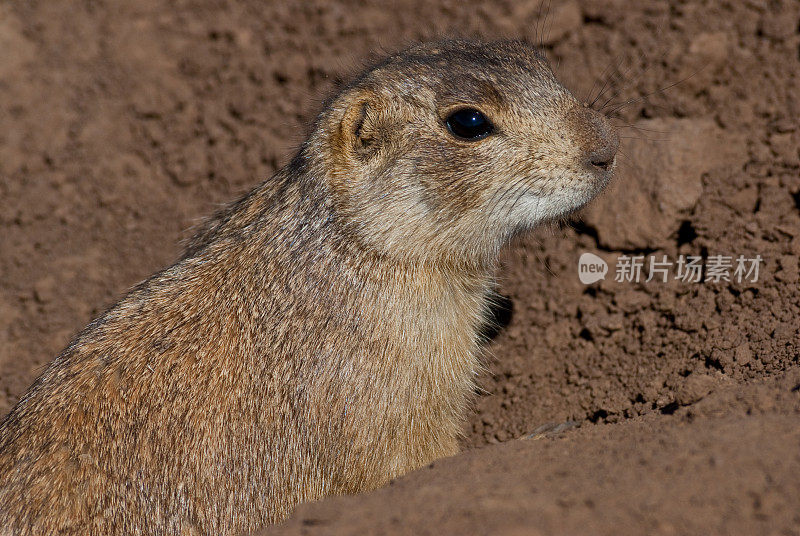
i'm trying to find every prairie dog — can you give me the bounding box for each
[0,39,617,534]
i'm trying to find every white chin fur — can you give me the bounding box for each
[509,181,602,225]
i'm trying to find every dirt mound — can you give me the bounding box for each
[1,0,798,533]
[270,371,800,536]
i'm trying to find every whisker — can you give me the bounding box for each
[618,135,670,142]
[506,181,534,215]
[611,122,671,134]
[608,100,674,118]
[535,0,550,49]
[532,198,560,278]
[605,66,705,116]
[594,26,671,113]
[596,47,653,111]
[614,148,647,174]
[589,54,627,107]
[543,0,554,47]
[492,175,533,216]
[485,179,525,218]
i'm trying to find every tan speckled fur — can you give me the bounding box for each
[0,40,617,534]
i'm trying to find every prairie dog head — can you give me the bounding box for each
[312,39,618,266]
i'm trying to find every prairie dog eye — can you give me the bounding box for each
[445,108,494,140]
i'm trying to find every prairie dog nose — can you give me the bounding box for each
[573,106,619,172]
[588,139,618,171]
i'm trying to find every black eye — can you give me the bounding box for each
[445,108,494,140]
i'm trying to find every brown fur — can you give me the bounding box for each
[0,40,617,534]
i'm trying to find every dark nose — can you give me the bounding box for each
[581,108,619,172]
[588,143,617,171]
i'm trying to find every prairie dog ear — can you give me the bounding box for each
[335,90,383,160]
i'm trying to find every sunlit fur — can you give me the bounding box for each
[0,40,616,534]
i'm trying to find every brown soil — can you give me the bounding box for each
[1,0,799,534]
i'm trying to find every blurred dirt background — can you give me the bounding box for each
[1,0,799,534]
